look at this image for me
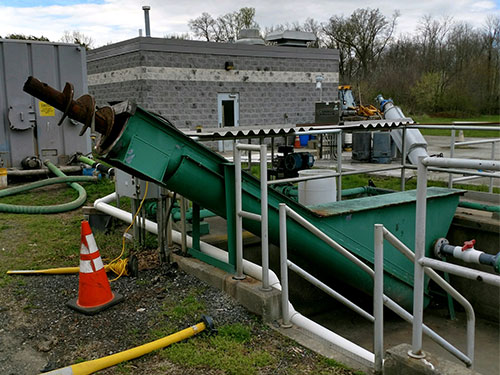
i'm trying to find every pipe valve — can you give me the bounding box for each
[434,237,500,274]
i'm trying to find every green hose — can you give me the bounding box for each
[78,155,96,166]
[458,201,500,213]
[0,162,95,214]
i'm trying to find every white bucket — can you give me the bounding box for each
[298,169,337,206]
[344,133,353,146]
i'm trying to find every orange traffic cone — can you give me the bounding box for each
[294,135,301,148]
[67,221,123,315]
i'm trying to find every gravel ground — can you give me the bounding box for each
[0,250,361,375]
[0,257,260,374]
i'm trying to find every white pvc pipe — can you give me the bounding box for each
[94,192,374,365]
[373,224,384,374]
[423,157,499,171]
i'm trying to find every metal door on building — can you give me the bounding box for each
[217,93,239,152]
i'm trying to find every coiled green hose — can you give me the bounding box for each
[0,161,96,214]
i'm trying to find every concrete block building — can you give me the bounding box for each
[87,37,339,134]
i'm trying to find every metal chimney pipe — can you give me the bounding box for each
[142,6,151,37]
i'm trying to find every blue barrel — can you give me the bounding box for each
[299,135,310,147]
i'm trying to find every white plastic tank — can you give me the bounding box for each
[298,169,337,206]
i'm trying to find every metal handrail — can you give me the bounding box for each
[277,202,477,371]
[379,225,475,366]
[234,142,271,289]
[401,123,499,192]
[448,127,498,192]
[411,155,500,366]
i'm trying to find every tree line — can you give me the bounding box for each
[3,7,498,116]
[187,8,499,116]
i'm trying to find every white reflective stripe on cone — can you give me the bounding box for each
[85,234,99,254]
[80,243,90,255]
[80,260,93,274]
[92,257,104,271]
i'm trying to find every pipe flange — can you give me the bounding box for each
[434,238,449,258]
[407,349,426,359]
[201,315,216,335]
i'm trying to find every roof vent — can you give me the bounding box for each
[235,28,265,45]
[265,30,316,47]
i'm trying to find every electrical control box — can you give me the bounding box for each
[115,169,160,199]
[315,101,340,125]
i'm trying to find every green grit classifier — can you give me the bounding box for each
[23,77,463,310]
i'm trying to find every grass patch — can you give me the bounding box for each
[341,173,499,194]
[161,324,275,375]
[412,114,500,137]
[163,294,206,322]
[0,179,120,285]
[161,322,362,375]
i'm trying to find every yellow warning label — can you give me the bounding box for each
[38,101,55,117]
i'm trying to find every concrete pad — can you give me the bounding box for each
[384,343,482,375]
[271,323,373,374]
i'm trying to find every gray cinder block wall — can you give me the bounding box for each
[86,37,339,130]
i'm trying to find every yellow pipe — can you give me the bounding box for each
[44,321,207,375]
[7,261,126,275]
[7,267,80,275]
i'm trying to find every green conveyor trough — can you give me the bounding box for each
[94,104,461,310]
[20,77,463,311]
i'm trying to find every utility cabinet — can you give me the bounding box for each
[0,39,91,168]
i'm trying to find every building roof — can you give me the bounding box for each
[87,36,339,62]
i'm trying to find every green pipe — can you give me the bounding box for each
[78,155,96,166]
[458,201,500,213]
[172,208,215,221]
[0,162,92,214]
[341,187,369,197]
[78,155,114,175]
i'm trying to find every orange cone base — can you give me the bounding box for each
[67,292,124,315]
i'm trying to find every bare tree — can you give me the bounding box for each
[189,8,259,42]
[482,15,500,112]
[61,30,94,50]
[323,8,399,80]
[188,12,216,41]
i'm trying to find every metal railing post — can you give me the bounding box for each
[260,144,271,290]
[337,131,342,201]
[490,142,495,193]
[411,156,427,358]
[374,224,384,373]
[234,143,245,279]
[448,129,456,188]
[400,126,407,191]
[279,203,292,327]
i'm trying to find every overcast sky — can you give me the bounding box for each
[0,0,499,47]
